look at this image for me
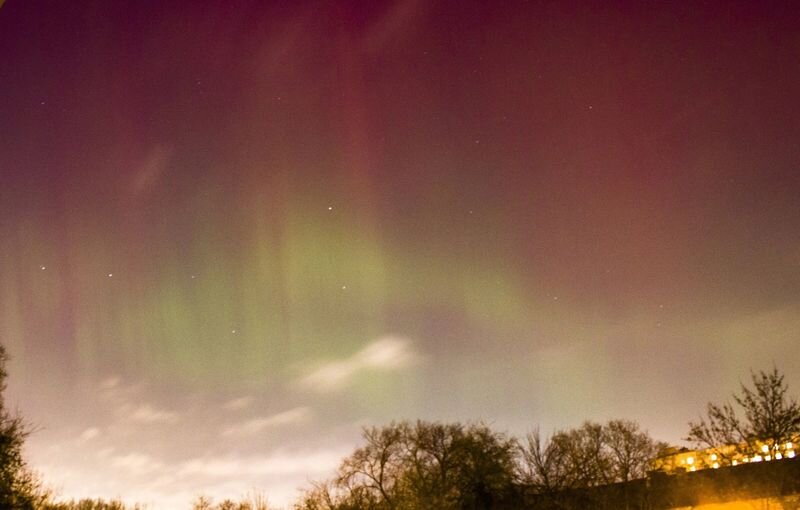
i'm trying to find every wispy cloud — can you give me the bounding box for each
[80,427,100,441]
[223,396,254,411]
[111,452,165,475]
[130,403,180,424]
[177,448,347,478]
[300,336,418,392]
[222,407,311,437]
[130,145,172,198]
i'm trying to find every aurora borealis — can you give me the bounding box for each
[1,0,800,506]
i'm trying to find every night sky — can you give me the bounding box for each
[1,0,800,506]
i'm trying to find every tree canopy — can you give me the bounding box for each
[0,344,45,509]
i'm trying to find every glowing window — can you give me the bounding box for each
[712,462,719,469]
[788,450,796,459]
[732,460,738,466]
[775,453,783,460]
[710,453,717,461]
[761,444,769,453]
[686,456,694,465]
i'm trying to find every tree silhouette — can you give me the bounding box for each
[518,420,666,509]
[297,421,517,510]
[0,344,43,509]
[687,367,800,463]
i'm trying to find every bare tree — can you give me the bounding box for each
[302,421,516,510]
[518,429,573,500]
[687,367,800,462]
[603,420,668,483]
[336,423,407,509]
[294,481,339,510]
[520,421,665,491]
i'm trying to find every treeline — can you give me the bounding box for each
[290,368,800,510]
[293,419,664,510]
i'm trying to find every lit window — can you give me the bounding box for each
[712,462,719,469]
[788,450,796,459]
[787,442,793,450]
[765,455,772,461]
[686,456,694,465]
[710,453,717,461]
[752,455,763,462]
[732,460,738,466]
[761,444,769,453]
[775,453,782,460]
[689,466,696,472]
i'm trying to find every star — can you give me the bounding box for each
[40,266,46,271]
[107,273,113,278]
[341,285,347,290]
[327,206,333,211]
[231,329,237,334]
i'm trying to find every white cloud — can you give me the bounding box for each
[80,427,100,441]
[222,407,311,437]
[300,336,417,392]
[130,404,179,424]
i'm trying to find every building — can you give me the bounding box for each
[651,439,797,474]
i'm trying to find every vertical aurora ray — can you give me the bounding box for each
[1,2,800,505]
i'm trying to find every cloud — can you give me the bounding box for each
[222,407,311,437]
[362,0,429,53]
[300,336,417,392]
[130,404,179,424]
[100,376,121,390]
[130,145,172,198]
[223,396,253,411]
[80,427,100,441]
[111,452,165,475]
[177,448,346,478]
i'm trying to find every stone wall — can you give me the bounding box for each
[505,456,800,510]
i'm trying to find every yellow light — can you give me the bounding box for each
[712,462,719,469]
[787,442,793,450]
[765,455,772,461]
[775,453,782,460]
[710,453,717,461]
[689,466,696,472]
[732,460,738,466]
[788,450,796,459]
[752,455,763,462]
[761,444,769,453]
[686,456,694,465]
